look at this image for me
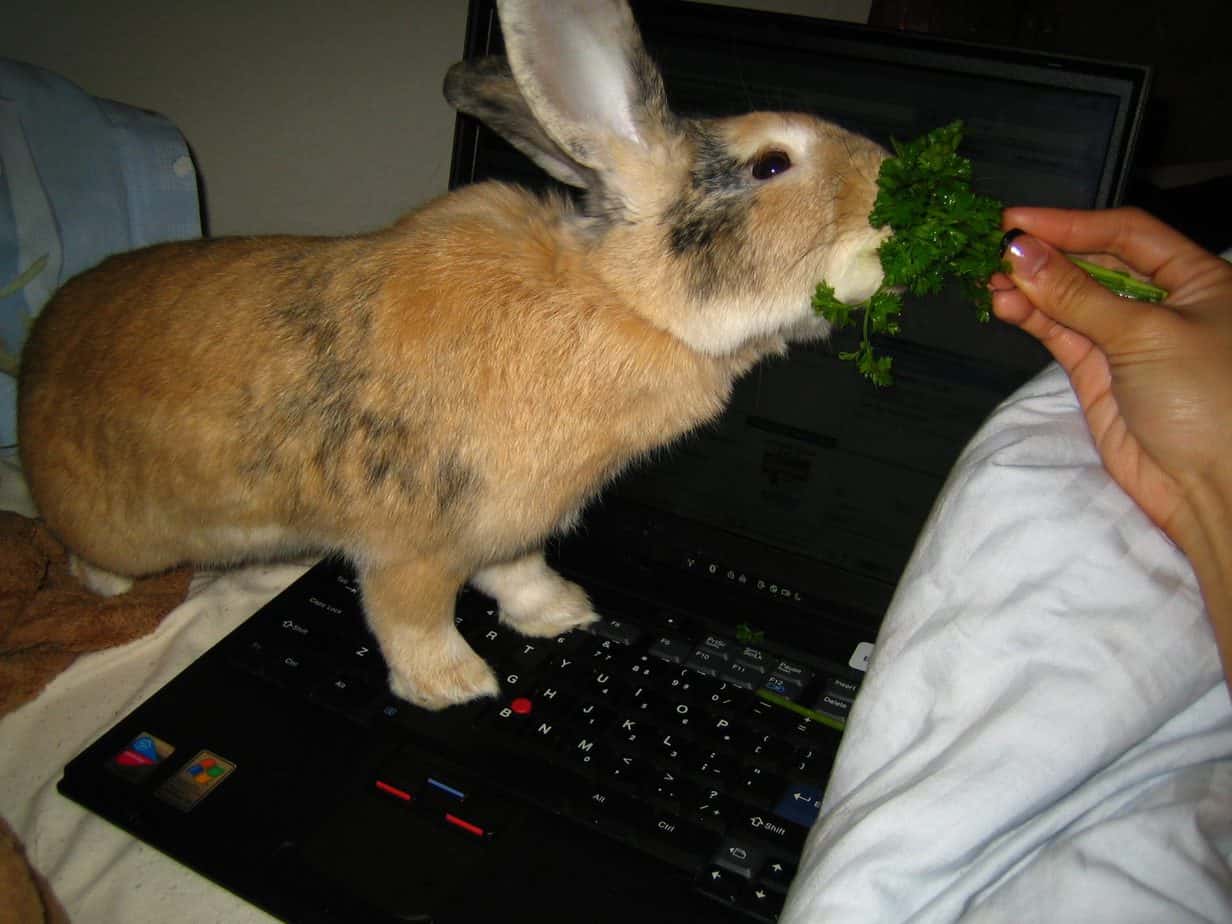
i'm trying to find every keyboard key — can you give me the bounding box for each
[772,782,824,829]
[649,636,694,664]
[697,715,744,752]
[689,787,732,832]
[311,673,376,713]
[572,786,640,836]
[826,676,860,699]
[712,835,769,879]
[649,767,684,805]
[508,640,553,670]
[270,612,333,650]
[719,660,766,690]
[760,673,803,701]
[760,857,796,894]
[639,811,715,868]
[697,865,743,905]
[747,733,793,770]
[605,750,649,789]
[689,749,734,787]
[590,616,643,646]
[732,646,772,671]
[624,652,666,685]
[561,732,603,773]
[737,881,784,921]
[813,692,852,721]
[685,648,724,677]
[731,766,785,810]
[771,659,814,689]
[786,743,834,780]
[697,635,733,660]
[649,729,689,768]
[568,700,613,732]
[733,807,807,854]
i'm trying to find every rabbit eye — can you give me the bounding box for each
[751,150,792,180]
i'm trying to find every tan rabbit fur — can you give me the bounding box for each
[18,0,888,709]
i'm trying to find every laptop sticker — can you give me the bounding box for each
[154,750,236,811]
[106,732,175,783]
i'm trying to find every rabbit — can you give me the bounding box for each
[17,0,889,710]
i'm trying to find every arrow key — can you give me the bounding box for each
[738,881,785,921]
[760,856,796,894]
[696,865,741,906]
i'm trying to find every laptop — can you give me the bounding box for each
[58,2,1150,921]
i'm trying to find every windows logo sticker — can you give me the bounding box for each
[155,750,237,811]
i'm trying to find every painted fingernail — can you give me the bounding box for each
[999,229,1048,279]
[999,228,1025,256]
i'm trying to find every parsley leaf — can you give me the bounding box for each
[814,120,1005,385]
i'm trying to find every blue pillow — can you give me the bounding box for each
[0,59,202,452]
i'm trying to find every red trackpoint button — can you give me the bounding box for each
[511,697,533,715]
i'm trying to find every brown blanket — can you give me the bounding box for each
[0,511,192,923]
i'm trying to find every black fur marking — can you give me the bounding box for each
[435,451,479,516]
[250,248,429,505]
[688,126,746,197]
[664,123,759,299]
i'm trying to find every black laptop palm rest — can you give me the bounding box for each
[60,558,854,922]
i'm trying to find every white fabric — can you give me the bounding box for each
[0,455,300,923]
[782,363,1232,923]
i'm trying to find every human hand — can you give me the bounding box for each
[991,206,1232,550]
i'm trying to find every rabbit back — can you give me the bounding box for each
[18,182,739,578]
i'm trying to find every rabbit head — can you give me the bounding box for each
[446,0,889,359]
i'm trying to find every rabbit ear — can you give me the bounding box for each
[496,0,674,195]
[444,57,596,190]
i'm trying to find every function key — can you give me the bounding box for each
[685,648,725,677]
[697,635,733,660]
[732,646,772,671]
[589,616,643,646]
[771,659,814,690]
[719,660,766,690]
[649,636,694,664]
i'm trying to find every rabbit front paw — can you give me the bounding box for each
[384,627,500,710]
[498,578,598,637]
[471,553,599,638]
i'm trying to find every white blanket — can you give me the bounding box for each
[2,362,1230,922]
[782,363,1232,922]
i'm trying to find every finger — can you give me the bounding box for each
[1001,206,1212,295]
[1000,229,1153,348]
[991,287,1095,373]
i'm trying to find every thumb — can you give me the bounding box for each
[1001,228,1151,346]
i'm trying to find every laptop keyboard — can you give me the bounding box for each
[225,561,860,922]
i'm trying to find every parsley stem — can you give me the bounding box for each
[1068,256,1168,303]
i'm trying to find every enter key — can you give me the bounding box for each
[772,781,824,830]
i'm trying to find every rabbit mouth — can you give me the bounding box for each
[820,229,891,305]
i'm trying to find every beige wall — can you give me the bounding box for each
[1,0,868,237]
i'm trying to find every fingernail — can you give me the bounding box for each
[999,229,1025,256]
[999,229,1048,279]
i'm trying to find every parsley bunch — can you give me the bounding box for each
[813,120,1004,386]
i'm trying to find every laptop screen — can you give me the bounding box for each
[449,0,1149,640]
